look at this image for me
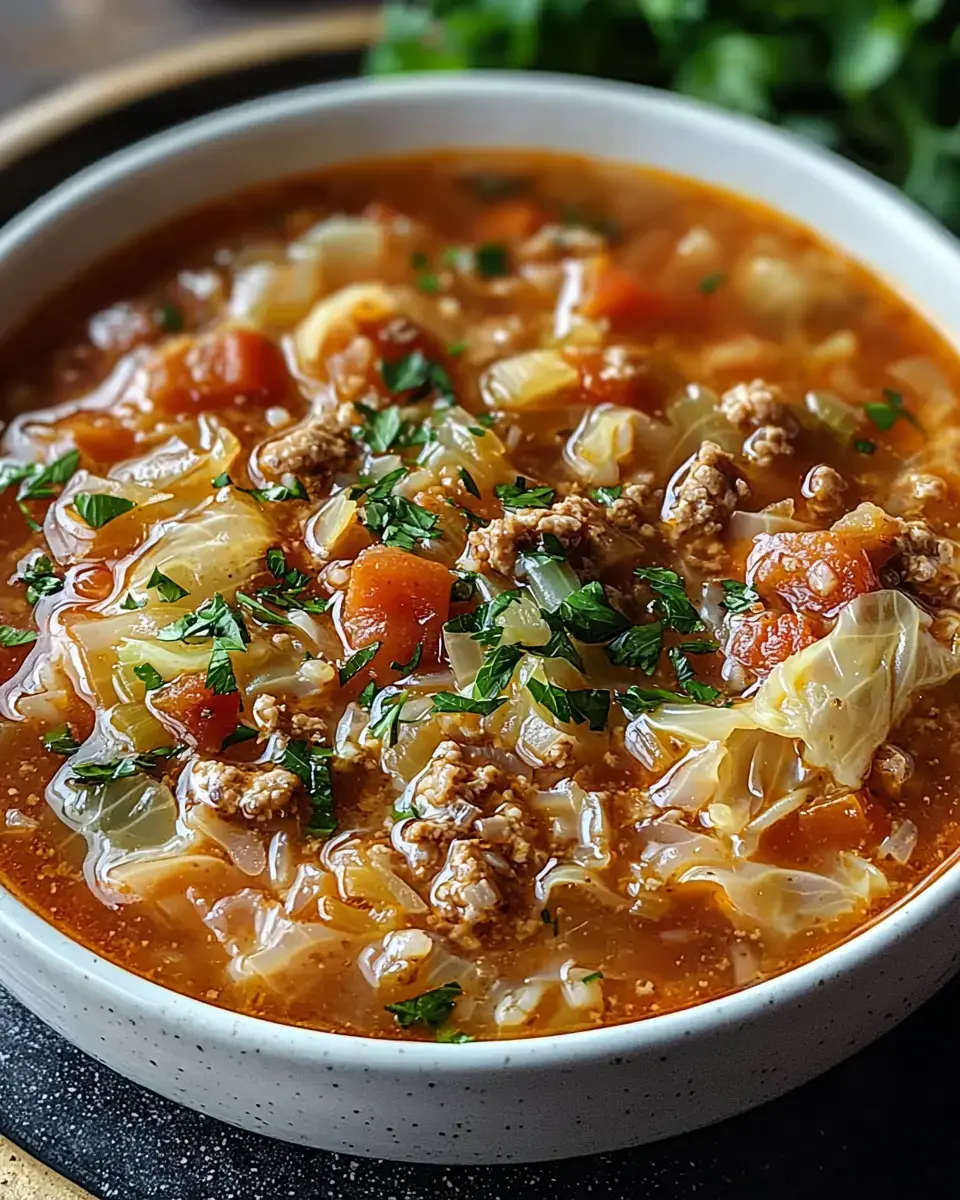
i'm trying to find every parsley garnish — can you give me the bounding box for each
[698,271,726,295]
[474,243,510,278]
[450,571,479,603]
[494,477,555,510]
[357,679,382,711]
[667,646,722,704]
[517,608,584,672]
[155,302,183,333]
[357,404,404,454]
[605,621,663,673]
[0,625,37,648]
[527,678,610,730]
[446,499,488,532]
[221,724,258,750]
[541,907,559,937]
[473,644,523,699]
[133,662,164,692]
[385,982,463,1029]
[720,580,761,615]
[43,724,80,755]
[211,472,232,488]
[391,644,422,674]
[436,1027,475,1044]
[618,684,694,718]
[236,591,294,627]
[865,388,922,432]
[74,492,136,528]
[339,642,382,685]
[70,746,180,786]
[635,566,703,634]
[446,339,467,357]
[590,484,622,506]
[120,592,147,610]
[158,592,249,648]
[206,639,239,695]
[244,475,308,503]
[356,468,440,550]
[19,555,63,605]
[8,449,80,530]
[458,466,481,499]
[431,692,507,716]
[558,582,630,643]
[147,568,189,604]
[258,548,328,614]
[280,739,336,837]
[581,971,604,984]
[368,691,408,746]
[854,438,877,455]
[381,350,455,404]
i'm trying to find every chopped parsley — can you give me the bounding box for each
[244,475,308,503]
[581,971,604,984]
[368,690,408,746]
[385,982,463,1029]
[147,568,189,604]
[517,608,584,672]
[211,472,232,488]
[0,625,37,648]
[357,403,405,454]
[474,242,510,278]
[635,566,703,634]
[19,555,64,605]
[5,448,81,530]
[472,643,523,699]
[458,466,481,499]
[236,591,294,627]
[133,662,164,692]
[605,621,663,673]
[258,547,328,614]
[558,581,630,643]
[446,498,488,532]
[155,302,184,333]
[719,579,761,615]
[220,724,258,750]
[854,437,877,455]
[280,739,336,838]
[527,532,567,564]
[381,350,455,405]
[356,468,440,551]
[391,644,422,674]
[667,646,723,705]
[206,638,239,695]
[541,907,559,937]
[70,745,180,786]
[42,724,81,756]
[865,387,921,432]
[618,684,695,718]
[436,1027,475,1044]
[446,339,467,357]
[430,692,507,716]
[590,484,622,506]
[120,592,147,610]
[494,477,555,510]
[339,642,382,685]
[357,680,382,711]
[698,271,726,295]
[527,678,610,731]
[74,492,136,528]
[158,593,249,648]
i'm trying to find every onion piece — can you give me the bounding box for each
[481,350,578,410]
[878,819,918,864]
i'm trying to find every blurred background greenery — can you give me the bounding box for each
[368,0,960,229]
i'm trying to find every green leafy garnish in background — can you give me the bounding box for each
[368,2,960,230]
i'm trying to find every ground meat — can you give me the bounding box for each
[252,693,282,738]
[606,475,661,534]
[257,402,358,498]
[887,470,949,516]
[662,441,750,538]
[802,464,847,518]
[743,424,794,467]
[884,520,960,606]
[518,223,607,262]
[429,839,504,948]
[719,379,785,428]
[871,742,914,798]
[474,802,537,866]
[188,759,300,822]
[464,489,651,577]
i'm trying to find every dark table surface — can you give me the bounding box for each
[0,5,956,1198]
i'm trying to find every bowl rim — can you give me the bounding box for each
[2,69,960,1070]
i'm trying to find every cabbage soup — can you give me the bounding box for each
[1,152,959,1042]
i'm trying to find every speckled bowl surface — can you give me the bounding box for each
[1,74,959,1165]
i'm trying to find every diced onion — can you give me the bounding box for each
[878,819,918,865]
[481,350,578,410]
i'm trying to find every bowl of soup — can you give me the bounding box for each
[1,72,959,1163]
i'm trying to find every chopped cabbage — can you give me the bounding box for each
[481,350,578,410]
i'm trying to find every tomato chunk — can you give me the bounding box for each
[144,329,290,414]
[746,531,878,618]
[150,674,241,753]
[342,545,452,683]
[581,263,666,328]
[727,611,821,674]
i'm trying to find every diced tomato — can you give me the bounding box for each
[568,346,680,415]
[580,262,666,329]
[150,674,241,753]
[472,200,545,244]
[144,328,290,414]
[746,531,878,618]
[342,545,452,684]
[727,611,821,674]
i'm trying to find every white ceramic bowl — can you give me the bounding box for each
[1,73,959,1166]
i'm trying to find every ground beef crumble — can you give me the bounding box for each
[802,464,847,518]
[662,440,750,538]
[719,379,785,428]
[188,759,300,822]
[257,400,358,497]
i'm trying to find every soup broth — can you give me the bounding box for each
[1,151,959,1042]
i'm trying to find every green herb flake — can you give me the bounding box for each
[495,477,555,510]
[69,745,180,787]
[446,499,488,532]
[590,484,622,506]
[854,438,877,455]
[618,685,694,719]
[450,571,479,604]
[339,641,383,685]
[43,724,81,755]
[527,678,610,731]
[221,724,259,751]
[120,592,147,610]
[245,475,309,503]
[391,644,423,675]
[541,907,559,937]
[368,690,408,747]
[357,680,382,711]
[158,592,249,649]
[0,625,37,648]
[559,581,630,643]
[458,466,481,499]
[358,404,404,454]
[446,340,468,357]
[147,568,189,604]
[19,555,63,606]
[635,566,704,634]
[667,646,723,705]
[430,692,507,716]
[864,388,922,433]
[436,1027,475,1044]
[698,271,727,295]
[155,302,184,333]
[720,579,761,615]
[385,982,463,1029]
[381,350,454,404]
[16,449,80,504]
[206,639,239,696]
[133,662,164,692]
[581,971,604,984]
[605,621,663,673]
[472,644,523,700]
[211,472,233,489]
[74,492,136,529]
[280,739,336,838]
[236,591,294,628]
[474,242,510,278]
